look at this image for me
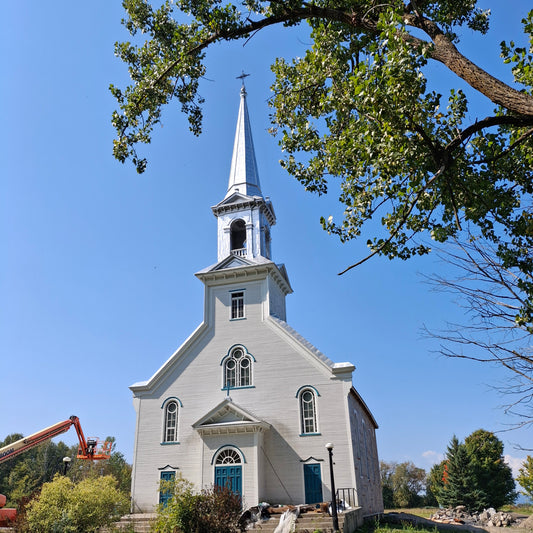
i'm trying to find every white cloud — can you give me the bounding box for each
[422,450,444,466]
[505,455,525,478]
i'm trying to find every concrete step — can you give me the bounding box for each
[107,511,344,532]
[103,513,156,532]
[247,511,343,532]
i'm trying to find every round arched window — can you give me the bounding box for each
[224,347,252,389]
[300,389,318,434]
[216,449,242,465]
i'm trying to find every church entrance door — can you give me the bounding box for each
[215,465,242,496]
[214,447,243,497]
[304,463,323,504]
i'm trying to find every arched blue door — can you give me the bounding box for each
[304,463,323,504]
[215,465,242,496]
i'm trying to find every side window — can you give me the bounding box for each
[231,291,245,320]
[163,401,179,443]
[299,388,318,435]
[223,346,253,389]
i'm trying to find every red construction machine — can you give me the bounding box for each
[0,415,112,526]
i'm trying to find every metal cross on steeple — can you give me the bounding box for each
[236,71,250,87]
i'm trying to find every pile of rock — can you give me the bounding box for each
[431,506,517,527]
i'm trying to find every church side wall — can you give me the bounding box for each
[347,393,383,516]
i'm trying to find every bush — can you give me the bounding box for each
[18,474,129,532]
[152,476,242,533]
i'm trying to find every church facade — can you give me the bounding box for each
[129,86,383,516]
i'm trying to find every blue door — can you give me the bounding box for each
[304,464,323,504]
[215,465,242,497]
[159,471,175,506]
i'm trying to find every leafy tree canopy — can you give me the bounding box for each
[0,434,131,506]
[517,455,533,502]
[436,430,516,511]
[21,475,129,533]
[380,460,427,508]
[111,0,533,327]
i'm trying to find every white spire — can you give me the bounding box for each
[225,85,262,199]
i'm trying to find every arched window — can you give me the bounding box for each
[300,389,318,434]
[163,401,179,443]
[223,346,252,389]
[230,219,246,252]
[215,448,242,465]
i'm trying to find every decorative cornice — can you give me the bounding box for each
[211,196,276,226]
[196,262,293,295]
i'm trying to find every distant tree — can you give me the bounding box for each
[426,460,446,507]
[517,456,533,503]
[67,437,131,495]
[380,460,426,508]
[439,435,486,510]
[0,438,71,506]
[21,474,129,533]
[0,433,131,507]
[438,431,516,511]
[464,429,517,509]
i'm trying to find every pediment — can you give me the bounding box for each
[212,192,258,209]
[213,255,254,270]
[192,399,269,436]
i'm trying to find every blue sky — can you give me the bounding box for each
[2,1,532,483]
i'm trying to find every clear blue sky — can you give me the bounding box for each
[2,1,532,482]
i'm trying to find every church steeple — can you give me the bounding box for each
[225,84,262,199]
[212,84,276,263]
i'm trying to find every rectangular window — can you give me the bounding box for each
[231,292,245,319]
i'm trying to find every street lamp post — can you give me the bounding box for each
[325,443,340,532]
[62,456,71,476]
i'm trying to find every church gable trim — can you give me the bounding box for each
[265,316,339,376]
[350,386,379,429]
[129,322,209,394]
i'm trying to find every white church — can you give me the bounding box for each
[129,84,383,517]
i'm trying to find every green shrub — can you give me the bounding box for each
[19,474,129,532]
[152,476,242,533]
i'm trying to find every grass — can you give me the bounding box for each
[501,504,533,515]
[356,517,440,533]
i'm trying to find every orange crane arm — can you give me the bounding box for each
[0,416,111,464]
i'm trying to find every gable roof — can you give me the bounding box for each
[350,386,379,429]
[192,398,270,435]
[266,316,355,376]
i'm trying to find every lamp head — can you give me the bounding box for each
[63,456,71,464]
[325,442,334,451]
